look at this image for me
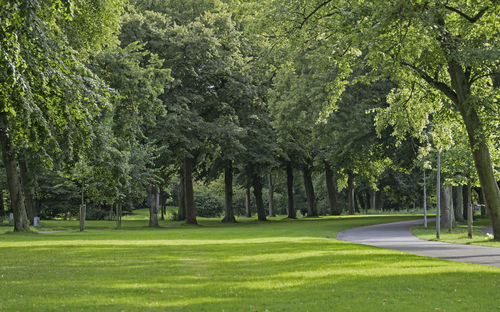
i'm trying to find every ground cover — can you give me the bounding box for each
[411,218,500,247]
[0,213,499,311]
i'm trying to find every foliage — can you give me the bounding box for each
[193,183,224,217]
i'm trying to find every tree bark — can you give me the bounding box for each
[354,191,360,213]
[286,161,296,218]
[347,171,355,215]
[302,166,317,217]
[253,175,267,221]
[447,60,500,239]
[79,185,85,232]
[184,155,197,225]
[365,192,371,214]
[156,187,160,216]
[116,203,122,229]
[324,162,340,215]
[440,186,455,231]
[467,184,473,238]
[108,204,113,220]
[160,187,165,221]
[454,185,464,222]
[370,189,376,211]
[146,185,158,227]
[245,186,251,217]
[0,113,30,232]
[19,158,34,224]
[357,192,367,214]
[79,204,86,231]
[462,186,469,221]
[222,163,236,223]
[0,189,5,218]
[268,173,275,217]
[177,174,186,221]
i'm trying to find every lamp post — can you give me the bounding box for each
[436,149,441,239]
[428,122,442,239]
[423,170,427,228]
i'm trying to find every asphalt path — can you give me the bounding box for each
[336,218,500,268]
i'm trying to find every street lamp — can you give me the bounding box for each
[427,122,442,239]
[423,169,427,228]
[436,149,441,239]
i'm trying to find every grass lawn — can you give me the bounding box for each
[1,212,499,311]
[411,217,500,247]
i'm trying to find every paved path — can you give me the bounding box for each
[337,219,500,268]
[38,230,68,233]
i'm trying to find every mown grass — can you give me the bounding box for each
[0,211,499,311]
[411,217,500,247]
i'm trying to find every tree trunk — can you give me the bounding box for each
[302,166,317,217]
[253,175,267,221]
[156,187,160,216]
[354,191,360,213]
[184,156,197,225]
[347,171,355,215]
[147,185,158,227]
[286,162,296,218]
[467,184,473,238]
[441,185,455,231]
[245,186,251,217]
[370,189,376,211]
[177,174,186,221]
[161,191,167,221]
[222,163,236,223]
[108,204,113,220]
[268,173,275,217]
[79,185,85,232]
[79,204,86,232]
[454,185,464,222]
[447,59,500,239]
[324,162,340,215]
[357,192,367,214]
[365,192,371,213]
[0,113,29,232]
[0,189,5,218]
[116,203,122,229]
[462,186,469,221]
[19,158,34,224]
[160,187,165,221]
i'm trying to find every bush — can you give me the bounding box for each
[85,204,109,220]
[194,185,223,217]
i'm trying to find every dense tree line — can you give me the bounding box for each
[0,0,498,238]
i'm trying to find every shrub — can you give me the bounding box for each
[194,185,223,218]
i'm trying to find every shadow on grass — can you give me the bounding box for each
[1,215,497,311]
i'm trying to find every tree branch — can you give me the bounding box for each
[401,61,458,103]
[464,66,471,82]
[444,6,489,23]
[470,71,500,85]
[299,0,334,29]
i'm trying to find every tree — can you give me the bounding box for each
[90,42,171,227]
[269,1,500,235]
[0,0,123,231]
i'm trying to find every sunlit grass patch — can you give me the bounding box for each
[0,214,499,311]
[411,218,500,247]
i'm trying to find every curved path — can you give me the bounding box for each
[337,219,500,268]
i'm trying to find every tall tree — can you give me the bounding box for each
[271,0,500,238]
[0,0,123,231]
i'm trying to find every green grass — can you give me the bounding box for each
[1,212,500,311]
[411,217,500,247]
